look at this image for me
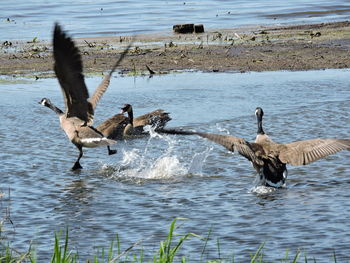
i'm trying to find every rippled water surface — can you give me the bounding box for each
[1,69,350,261]
[1,0,350,40]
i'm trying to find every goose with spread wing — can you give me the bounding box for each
[39,23,132,170]
[160,107,350,187]
[97,104,171,140]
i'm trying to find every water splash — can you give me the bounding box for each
[250,185,277,195]
[249,173,283,195]
[100,127,212,182]
[141,156,187,179]
[104,129,184,181]
[188,146,212,175]
[215,123,230,134]
[120,148,141,167]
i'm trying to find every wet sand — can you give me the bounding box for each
[1,21,350,78]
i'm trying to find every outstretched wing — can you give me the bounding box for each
[53,23,93,123]
[88,42,134,113]
[96,114,129,140]
[160,129,264,165]
[134,109,171,128]
[279,138,350,166]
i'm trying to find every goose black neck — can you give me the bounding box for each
[127,108,134,125]
[257,115,265,135]
[47,101,64,115]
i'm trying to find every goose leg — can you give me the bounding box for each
[107,146,117,155]
[72,146,83,170]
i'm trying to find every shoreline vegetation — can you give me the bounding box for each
[0,218,343,262]
[1,21,350,78]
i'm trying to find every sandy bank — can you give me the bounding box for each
[1,21,350,78]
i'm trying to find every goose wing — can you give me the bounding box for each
[134,109,171,128]
[96,114,129,139]
[195,132,264,165]
[279,138,350,166]
[161,129,264,165]
[53,23,93,124]
[88,42,133,113]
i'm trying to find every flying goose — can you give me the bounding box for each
[160,107,350,187]
[39,23,132,170]
[97,104,171,140]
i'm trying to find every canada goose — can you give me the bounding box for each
[39,23,132,170]
[97,104,171,140]
[160,107,350,187]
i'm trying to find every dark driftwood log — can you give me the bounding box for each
[173,24,205,34]
[173,24,194,33]
[194,24,204,33]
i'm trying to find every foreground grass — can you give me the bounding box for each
[0,218,347,263]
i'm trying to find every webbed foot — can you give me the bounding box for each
[72,161,83,170]
[107,146,117,155]
[108,149,117,155]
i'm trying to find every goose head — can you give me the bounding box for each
[255,107,264,120]
[120,104,132,114]
[255,107,265,135]
[39,98,52,107]
[38,97,64,115]
[120,104,133,124]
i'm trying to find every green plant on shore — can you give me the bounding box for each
[0,218,349,262]
[51,229,78,263]
[153,217,201,263]
[0,242,33,263]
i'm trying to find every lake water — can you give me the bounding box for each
[1,69,349,261]
[1,0,350,41]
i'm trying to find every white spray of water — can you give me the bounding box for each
[120,148,141,166]
[215,123,230,134]
[142,156,187,179]
[249,172,286,194]
[188,146,213,175]
[108,126,206,181]
[249,185,277,195]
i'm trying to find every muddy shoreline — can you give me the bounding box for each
[1,21,350,78]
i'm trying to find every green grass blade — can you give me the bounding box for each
[250,243,264,263]
[200,227,212,262]
[217,238,221,260]
[63,228,69,261]
[333,250,337,263]
[292,250,300,263]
